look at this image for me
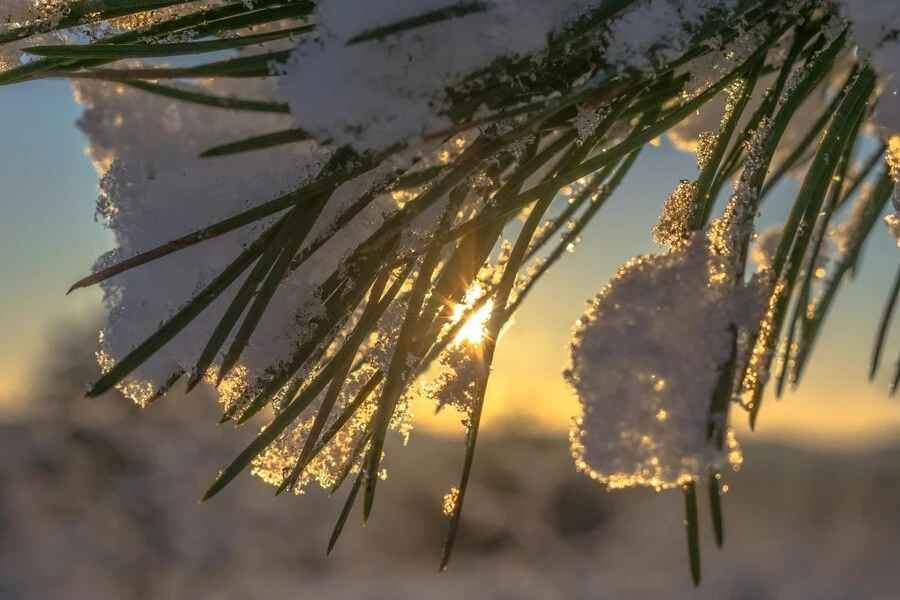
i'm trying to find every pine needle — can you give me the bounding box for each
[215,202,326,384]
[869,265,900,380]
[708,475,724,548]
[683,481,701,587]
[0,0,197,45]
[85,216,286,398]
[750,66,875,427]
[327,468,365,555]
[346,2,489,46]
[57,50,293,80]
[793,170,895,385]
[201,128,311,158]
[66,186,325,294]
[25,25,313,59]
[118,80,290,114]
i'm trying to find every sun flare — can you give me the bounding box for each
[451,283,494,346]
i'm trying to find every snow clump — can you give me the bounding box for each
[565,238,747,491]
[281,0,741,151]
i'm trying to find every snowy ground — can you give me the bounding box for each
[2,322,899,599]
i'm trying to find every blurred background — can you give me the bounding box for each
[2,77,900,599]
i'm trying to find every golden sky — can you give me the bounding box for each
[412,299,900,452]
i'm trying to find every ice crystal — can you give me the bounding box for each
[887,136,900,182]
[574,104,603,143]
[442,487,461,516]
[885,211,900,246]
[708,117,773,273]
[740,277,783,397]
[887,135,900,219]
[652,179,696,249]
[210,364,251,414]
[249,360,406,495]
[95,332,156,408]
[694,131,719,170]
[426,345,482,417]
[566,238,748,491]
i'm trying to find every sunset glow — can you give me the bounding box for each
[451,283,494,346]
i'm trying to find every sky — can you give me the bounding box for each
[0,79,109,401]
[1,78,899,451]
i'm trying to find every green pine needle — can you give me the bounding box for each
[346,2,489,46]
[66,185,325,294]
[60,50,292,80]
[708,475,724,548]
[201,128,311,158]
[85,217,285,398]
[0,0,197,45]
[327,467,365,555]
[793,170,895,386]
[870,265,900,381]
[185,224,287,393]
[684,481,701,587]
[119,80,290,114]
[750,66,875,427]
[24,25,313,59]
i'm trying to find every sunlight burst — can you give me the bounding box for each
[451,283,494,346]
[453,299,494,346]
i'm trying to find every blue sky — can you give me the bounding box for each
[0,79,109,402]
[1,79,899,449]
